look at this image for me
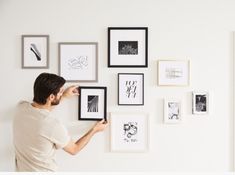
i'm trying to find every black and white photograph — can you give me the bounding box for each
[87,95,99,112]
[164,99,182,124]
[22,35,49,69]
[118,41,138,55]
[118,73,144,105]
[110,113,149,152]
[192,92,209,114]
[78,86,107,121]
[108,27,148,67]
[59,42,98,82]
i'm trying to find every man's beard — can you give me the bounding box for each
[51,96,62,106]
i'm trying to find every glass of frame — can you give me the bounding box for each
[118,73,144,105]
[110,113,149,152]
[78,86,107,121]
[192,91,209,115]
[59,42,98,82]
[164,99,182,124]
[158,60,190,86]
[22,35,49,69]
[108,27,148,68]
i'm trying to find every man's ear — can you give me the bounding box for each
[48,94,55,102]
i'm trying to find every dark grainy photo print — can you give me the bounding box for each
[87,95,99,112]
[168,102,180,120]
[195,94,207,112]
[118,41,138,55]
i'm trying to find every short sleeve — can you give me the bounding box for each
[50,121,71,149]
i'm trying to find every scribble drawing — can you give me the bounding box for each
[125,81,137,98]
[123,122,138,143]
[165,68,183,79]
[30,43,41,61]
[68,56,88,69]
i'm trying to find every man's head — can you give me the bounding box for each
[33,73,66,106]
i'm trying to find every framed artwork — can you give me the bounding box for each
[158,60,190,86]
[110,113,149,152]
[192,92,209,115]
[108,27,148,67]
[164,99,182,124]
[78,86,107,121]
[22,35,49,69]
[118,73,144,105]
[59,42,98,82]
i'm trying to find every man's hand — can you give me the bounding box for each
[62,85,79,99]
[92,119,108,133]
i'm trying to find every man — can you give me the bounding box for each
[13,72,108,172]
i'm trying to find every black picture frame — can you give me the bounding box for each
[78,86,107,121]
[118,73,144,105]
[108,27,148,68]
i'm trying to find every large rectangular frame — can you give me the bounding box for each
[59,42,98,82]
[78,86,107,121]
[108,27,148,68]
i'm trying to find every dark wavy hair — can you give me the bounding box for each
[33,73,66,104]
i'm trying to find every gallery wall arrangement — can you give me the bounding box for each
[20,26,210,153]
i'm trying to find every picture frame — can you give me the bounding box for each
[78,86,107,121]
[118,73,144,105]
[59,42,98,82]
[110,113,149,152]
[164,99,182,124]
[22,35,49,69]
[108,27,148,68]
[192,91,209,115]
[158,60,190,86]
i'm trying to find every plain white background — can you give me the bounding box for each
[0,0,234,172]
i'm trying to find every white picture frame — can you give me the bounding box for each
[164,99,182,124]
[118,73,144,105]
[158,60,190,86]
[110,113,149,152]
[59,42,98,82]
[22,35,49,69]
[192,91,209,115]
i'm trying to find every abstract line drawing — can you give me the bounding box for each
[165,68,183,79]
[87,95,98,112]
[118,41,138,55]
[168,102,180,120]
[123,122,138,143]
[125,81,137,98]
[68,56,88,69]
[30,43,41,61]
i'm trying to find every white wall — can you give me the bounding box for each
[0,0,234,172]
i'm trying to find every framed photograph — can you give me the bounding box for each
[22,35,49,69]
[59,42,98,82]
[110,113,149,152]
[192,92,209,114]
[158,60,190,86]
[164,99,182,124]
[118,73,144,105]
[108,27,148,67]
[78,86,107,121]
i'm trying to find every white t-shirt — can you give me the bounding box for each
[13,101,70,172]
